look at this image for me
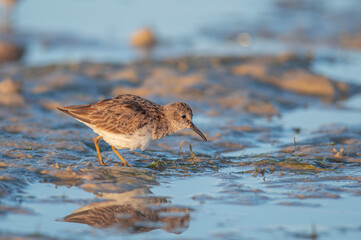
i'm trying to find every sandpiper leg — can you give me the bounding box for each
[94,136,106,166]
[111,146,132,167]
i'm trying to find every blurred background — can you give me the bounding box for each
[0,0,360,70]
[1,1,361,240]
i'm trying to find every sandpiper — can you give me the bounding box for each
[57,94,207,166]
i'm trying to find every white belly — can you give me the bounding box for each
[87,124,153,151]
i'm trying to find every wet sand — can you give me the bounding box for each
[1,52,361,239]
[1,0,361,239]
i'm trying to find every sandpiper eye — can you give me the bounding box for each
[182,115,186,119]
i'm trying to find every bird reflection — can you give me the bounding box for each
[63,188,191,234]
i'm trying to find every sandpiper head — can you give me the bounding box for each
[165,102,207,141]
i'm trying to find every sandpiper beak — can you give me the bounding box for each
[190,123,207,141]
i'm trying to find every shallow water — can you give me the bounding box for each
[7,0,360,66]
[312,50,361,85]
[2,173,361,240]
[1,0,361,240]
[1,184,96,238]
[14,0,271,65]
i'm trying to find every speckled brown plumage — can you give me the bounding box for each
[58,95,162,136]
[57,94,207,166]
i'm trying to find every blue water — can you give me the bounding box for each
[2,174,361,240]
[1,1,361,239]
[10,0,271,65]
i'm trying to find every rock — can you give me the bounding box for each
[0,77,21,94]
[105,68,139,83]
[245,101,280,117]
[0,41,25,63]
[130,28,157,49]
[0,0,18,8]
[232,62,350,100]
[0,77,24,106]
[340,32,361,49]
